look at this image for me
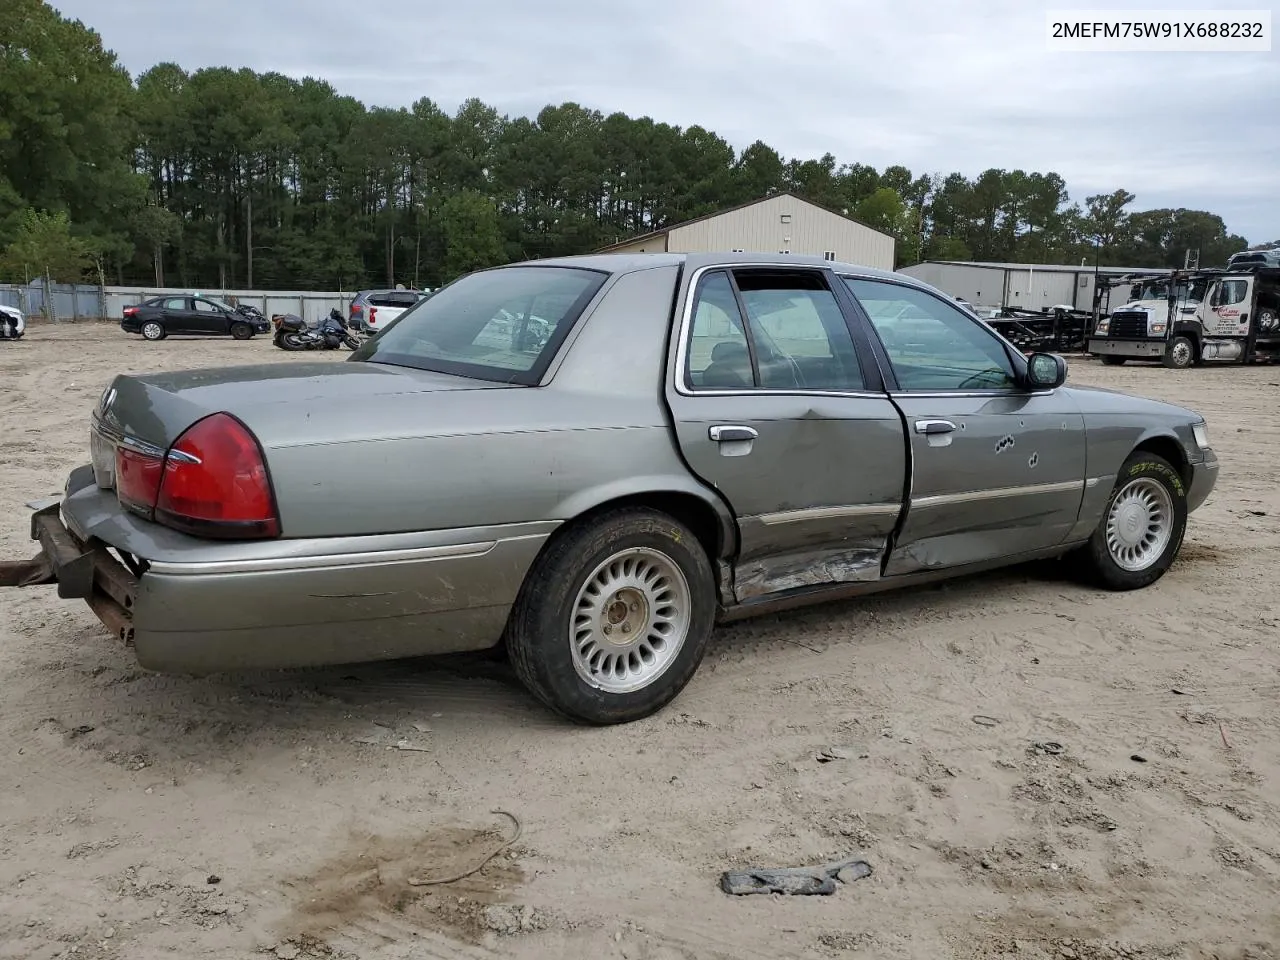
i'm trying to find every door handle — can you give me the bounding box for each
[709,425,758,443]
[914,419,956,435]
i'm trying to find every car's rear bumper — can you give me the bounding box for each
[3,466,554,674]
[0,497,138,645]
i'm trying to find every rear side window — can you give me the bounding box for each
[685,269,864,391]
[351,267,607,385]
[161,297,187,310]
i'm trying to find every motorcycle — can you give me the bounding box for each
[272,308,360,351]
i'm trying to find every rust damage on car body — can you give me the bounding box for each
[3,500,139,646]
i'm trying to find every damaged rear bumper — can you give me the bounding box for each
[0,498,139,645]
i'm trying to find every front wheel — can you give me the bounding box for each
[1162,335,1196,369]
[229,321,254,340]
[275,332,310,351]
[505,508,717,725]
[1072,452,1188,591]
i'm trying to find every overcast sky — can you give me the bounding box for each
[56,0,1279,244]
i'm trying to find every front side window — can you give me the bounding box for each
[350,266,607,385]
[193,299,221,312]
[1217,279,1249,306]
[843,277,1017,392]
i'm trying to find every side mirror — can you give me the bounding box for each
[1025,352,1067,390]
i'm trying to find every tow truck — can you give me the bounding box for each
[1087,262,1280,368]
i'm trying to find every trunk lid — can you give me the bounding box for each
[90,360,513,490]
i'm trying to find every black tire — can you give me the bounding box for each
[343,335,359,350]
[505,508,717,725]
[1258,308,1278,335]
[230,321,254,340]
[141,320,166,341]
[1162,335,1195,369]
[1072,452,1188,591]
[1100,356,1127,366]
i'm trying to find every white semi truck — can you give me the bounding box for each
[1087,262,1280,368]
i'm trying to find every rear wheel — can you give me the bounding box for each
[505,508,716,725]
[1100,356,1127,366]
[230,321,254,340]
[1162,335,1195,369]
[1072,452,1188,591]
[141,321,166,341]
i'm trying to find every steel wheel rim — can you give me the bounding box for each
[569,547,692,694]
[1171,340,1191,366]
[1105,477,1174,572]
[143,322,162,339]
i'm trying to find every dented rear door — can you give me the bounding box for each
[841,275,1087,576]
[666,265,908,602]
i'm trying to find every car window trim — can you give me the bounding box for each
[674,262,887,397]
[837,273,1033,396]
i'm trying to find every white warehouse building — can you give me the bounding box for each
[899,259,1172,314]
[596,192,896,271]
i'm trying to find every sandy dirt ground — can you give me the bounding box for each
[1,323,1278,960]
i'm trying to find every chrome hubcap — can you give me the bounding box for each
[1105,477,1174,572]
[1171,341,1191,365]
[570,547,691,694]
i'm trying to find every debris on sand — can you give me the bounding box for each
[720,856,872,896]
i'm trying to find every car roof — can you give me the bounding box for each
[519,252,911,285]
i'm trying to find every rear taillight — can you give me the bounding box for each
[114,414,280,540]
[368,307,377,325]
[117,446,166,517]
[156,414,280,539]
[350,303,363,314]
[123,306,138,317]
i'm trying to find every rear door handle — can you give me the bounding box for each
[709,425,758,443]
[914,419,956,435]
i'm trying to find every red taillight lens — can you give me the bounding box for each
[123,306,138,317]
[350,303,363,314]
[116,446,165,517]
[368,307,377,325]
[154,413,280,539]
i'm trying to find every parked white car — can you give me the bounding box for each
[0,304,25,340]
[348,289,430,335]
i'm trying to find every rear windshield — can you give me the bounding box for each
[350,266,607,384]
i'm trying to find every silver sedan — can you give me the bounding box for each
[1,253,1218,724]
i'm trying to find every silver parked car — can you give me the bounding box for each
[1,254,1219,724]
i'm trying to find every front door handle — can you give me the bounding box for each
[914,419,956,435]
[709,425,758,443]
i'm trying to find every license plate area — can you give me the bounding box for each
[90,427,116,489]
